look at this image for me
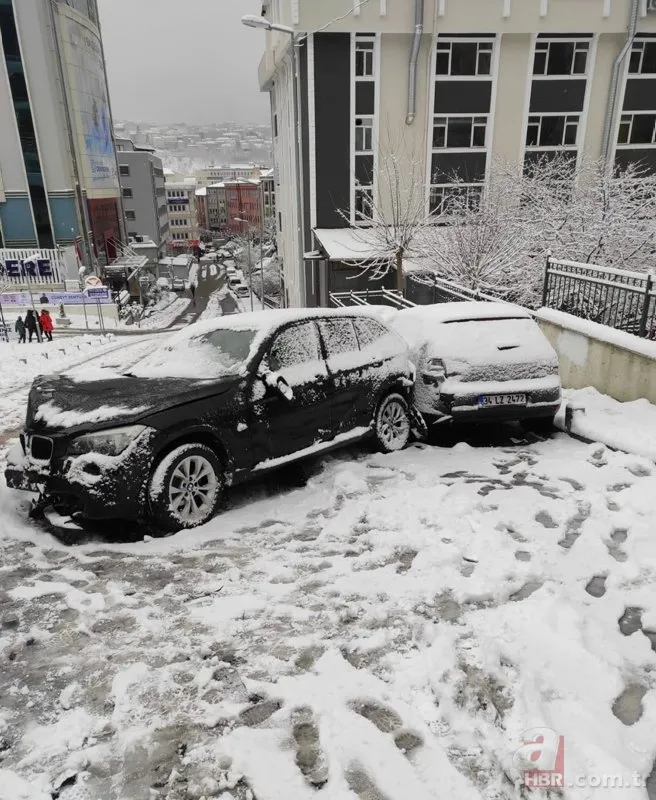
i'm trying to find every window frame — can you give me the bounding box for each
[629,38,656,76]
[355,116,374,152]
[435,38,495,79]
[429,183,484,216]
[267,321,323,373]
[318,318,360,358]
[532,38,590,78]
[616,112,656,147]
[354,186,374,222]
[121,187,133,199]
[355,37,376,79]
[525,113,580,149]
[432,114,488,150]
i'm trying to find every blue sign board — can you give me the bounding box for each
[0,258,53,278]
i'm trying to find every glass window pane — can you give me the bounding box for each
[447,118,473,148]
[564,122,578,146]
[540,116,565,146]
[435,50,450,75]
[573,50,587,75]
[631,114,656,144]
[477,50,492,76]
[526,121,540,147]
[319,319,359,356]
[472,123,486,147]
[269,323,321,371]
[643,42,656,74]
[533,50,547,75]
[546,42,574,75]
[450,42,477,75]
[353,318,387,347]
[433,124,446,148]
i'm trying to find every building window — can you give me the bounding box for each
[122,188,133,198]
[435,39,493,77]
[433,115,487,149]
[526,114,579,148]
[617,113,656,146]
[125,210,136,221]
[273,113,278,137]
[355,117,373,152]
[533,40,589,77]
[119,165,130,176]
[355,38,375,77]
[354,187,374,221]
[629,38,656,75]
[429,184,483,215]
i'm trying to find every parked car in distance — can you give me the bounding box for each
[171,277,186,291]
[156,276,171,292]
[392,302,561,432]
[234,284,250,298]
[5,310,414,533]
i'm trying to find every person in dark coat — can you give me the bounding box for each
[15,316,26,343]
[25,310,39,342]
[40,309,53,342]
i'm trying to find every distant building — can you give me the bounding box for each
[260,169,276,223]
[0,0,125,265]
[195,187,208,231]
[207,183,228,231]
[165,175,199,250]
[225,179,262,235]
[196,164,261,187]
[116,138,169,256]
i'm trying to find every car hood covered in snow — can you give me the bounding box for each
[26,374,239,435]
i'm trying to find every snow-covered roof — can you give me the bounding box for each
[313,228,385,262]
[195,187,207,196]
[397,302,530,325]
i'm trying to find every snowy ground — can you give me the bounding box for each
[1,337,656,799]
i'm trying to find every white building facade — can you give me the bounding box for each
[257,0,656,307]
[165,176,200,250]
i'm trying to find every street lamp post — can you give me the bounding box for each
[241,15,305,309]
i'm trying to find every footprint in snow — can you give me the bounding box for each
[585,575,607,598]
[352,700,424,758]
[292,707,328,787]
[612,682,648,726]
[346,763,391,800]
[606,528,629,562]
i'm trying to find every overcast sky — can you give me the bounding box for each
[97,0,269,125]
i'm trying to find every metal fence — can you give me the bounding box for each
[542,256,656,338]
[330,288,416,309]
[406,273,504,305]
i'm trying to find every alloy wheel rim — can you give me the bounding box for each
[380,400,409,447]
[168,455,219,524]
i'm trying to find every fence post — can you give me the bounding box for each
[541,251,552,308]
[638,273,654,338]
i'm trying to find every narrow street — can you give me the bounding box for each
[170,262,226,328]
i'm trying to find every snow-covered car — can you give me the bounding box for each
[225,265,237,277]
[392,302,561,432]
[234,284,250,298]
[156,277,171,291]
[171,277,186,291]
[5,310,415,533]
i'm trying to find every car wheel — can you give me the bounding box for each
[148,443,223,532]
[521,415,556,435]
[374,393,411,453]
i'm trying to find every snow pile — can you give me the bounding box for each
[1,432,656,796]
[130,292,189,331]
[557,387,656,461]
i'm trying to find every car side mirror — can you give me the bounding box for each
[275,375,294,401]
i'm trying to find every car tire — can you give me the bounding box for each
[148,443,223,532]
[374,393,412,453]
[521,415,556,435]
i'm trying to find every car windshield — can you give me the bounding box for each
[129,327,258,379]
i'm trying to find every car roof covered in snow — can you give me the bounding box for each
[396,301,530,325]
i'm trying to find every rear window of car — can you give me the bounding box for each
[318,318,359,356]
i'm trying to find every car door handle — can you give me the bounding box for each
[371,360,383,368]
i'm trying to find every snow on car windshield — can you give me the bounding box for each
[130,328,258,379]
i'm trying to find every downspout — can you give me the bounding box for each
[601,0,640,168]
[405,0,424,125]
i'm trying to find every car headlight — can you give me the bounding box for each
[68,425,150,457]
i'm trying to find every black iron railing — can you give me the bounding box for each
[542,256,656,338]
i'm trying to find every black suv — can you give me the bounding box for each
[5,309,415,532]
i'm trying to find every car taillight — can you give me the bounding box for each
[423,358,447,385]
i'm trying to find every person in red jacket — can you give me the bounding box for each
[39,309,54,342]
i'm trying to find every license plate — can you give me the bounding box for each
[478,394,527,407]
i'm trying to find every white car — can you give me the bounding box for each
[234,284,250,298]
[171,277,186,291]
[392,302,561,432]
[156,277,171,291]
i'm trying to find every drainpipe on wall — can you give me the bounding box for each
[601,0,640,169]
[405,0,424,125]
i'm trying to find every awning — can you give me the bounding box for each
[313,228,385,262]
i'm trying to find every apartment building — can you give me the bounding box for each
[116,138,169,256]
[261,168,276,222]
[206,183,229,231]
[165,176,199,249]
[257,0,656,308]
[0,0,124,265]
[196,164,262,187]
[225,179,263,234]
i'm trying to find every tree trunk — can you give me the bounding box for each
[396,248,404,294]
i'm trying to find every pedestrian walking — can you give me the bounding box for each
[15,316,26,343]
[190,283,196,305]
[25,309,38,342]
[39,309,54,342]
